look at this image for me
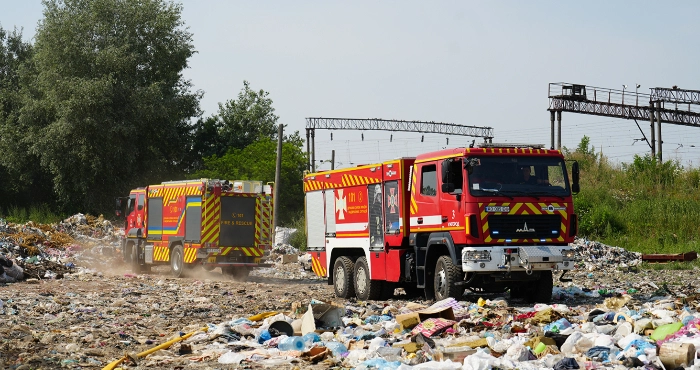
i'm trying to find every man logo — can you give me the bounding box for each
[516,222,535,233]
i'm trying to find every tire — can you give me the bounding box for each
[333,256,355,298]
[354,257,382,300]
[170,245,185,278]
[130,243,142,273]
[202,265,216,272]
[434,255,462,301]
[532,270,553,303]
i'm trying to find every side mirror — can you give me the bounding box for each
[571,161,580,194]
[441,159,451,183]
[115,198,125,219]
[464,158,480,175]
[441,183,455,193]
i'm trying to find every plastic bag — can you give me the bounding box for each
[463,349,498,370]
[218,351,247,364]
[650,321,683,341]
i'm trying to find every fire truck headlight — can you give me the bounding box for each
[561,249,576,260]
[463,250,491,262]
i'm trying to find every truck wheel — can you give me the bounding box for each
[434,255,462,301]
[130,244,142,273]
[202,265,216,272]
[532,270,553,303]
[170,245,185,278]
[333,256,355,298]
[354,257,382,300]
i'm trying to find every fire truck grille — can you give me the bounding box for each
[487,214,561,239]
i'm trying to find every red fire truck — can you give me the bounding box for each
[116,179,274,280]
[303,143,579,302]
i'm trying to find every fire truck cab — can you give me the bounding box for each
[304,144,579,302]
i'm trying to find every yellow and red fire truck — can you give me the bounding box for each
[116,179,273,280]
[304,143,579,302]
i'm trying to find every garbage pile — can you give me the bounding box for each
[19,285,695,370]
[0,214,121,283]
[169,297,700,369]
[571,237,643,270]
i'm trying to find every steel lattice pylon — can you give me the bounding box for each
[547,83,700,162]
[304,117,494,172]
[651,87,700,105]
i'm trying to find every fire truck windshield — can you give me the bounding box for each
[467,156,570,197]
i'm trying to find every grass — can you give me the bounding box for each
[641,260,700,271]
[569,137,700,255]
[287,210,307,251]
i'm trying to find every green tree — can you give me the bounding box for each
[564,135,597,171]
[0,26,56,207]
[195,132,306,225]
[13,0,200,213]
[188,81,279,170]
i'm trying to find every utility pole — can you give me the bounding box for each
[331,150,335,170]
[273,124,283,242]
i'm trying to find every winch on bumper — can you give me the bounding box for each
[461,245,575,273]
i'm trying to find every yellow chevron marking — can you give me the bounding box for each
[526,203,541,214]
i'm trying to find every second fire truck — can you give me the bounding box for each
[304,143,579,302]
[116,179,274,280]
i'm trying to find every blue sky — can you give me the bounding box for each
[2,1,700,169]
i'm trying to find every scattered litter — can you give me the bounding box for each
[1,219,699,369]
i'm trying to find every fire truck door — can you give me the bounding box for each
[135,193,145,229]
[440,159,464,242]
[306,190,328,277]
[383,180,401,243]
[411,163,441,231]
[368,184,383,250]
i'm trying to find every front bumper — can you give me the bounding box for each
[461,245,575,272]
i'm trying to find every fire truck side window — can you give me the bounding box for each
[137,194,144,210]
[447,159,463,191]
[420,165,437,196]
[127,195,136,214]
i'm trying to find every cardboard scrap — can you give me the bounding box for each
[301,304,315,335]
[301,346,329,364]
[395,306,456,330]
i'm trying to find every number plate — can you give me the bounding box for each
[206,248,220,253]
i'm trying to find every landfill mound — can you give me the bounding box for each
[0,214,121,282]
[1,217,700,369]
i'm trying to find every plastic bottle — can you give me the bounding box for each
[278,336,305,351]
[368,337,386,353]
[302,332,321,344]
[324,341,349,357]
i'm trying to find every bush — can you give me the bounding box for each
[570,136,700,253]
[2,204,63,224]
[287,211,307,251]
